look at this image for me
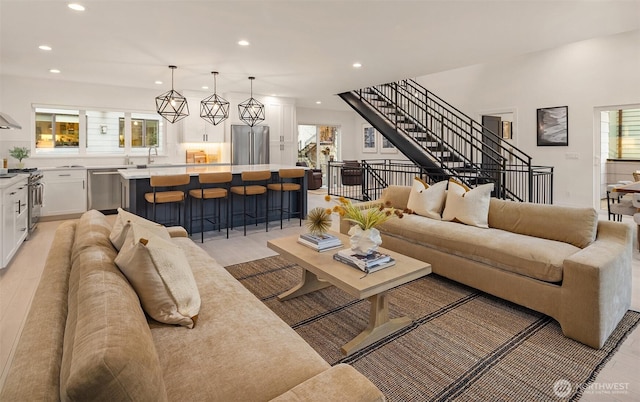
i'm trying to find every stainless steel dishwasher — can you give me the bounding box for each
[88,168,122,212]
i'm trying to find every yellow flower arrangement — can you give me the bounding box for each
[324,195,409,230]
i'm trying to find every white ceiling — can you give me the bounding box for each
[1,0,639,111]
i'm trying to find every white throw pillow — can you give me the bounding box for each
[109,208,165,250]
[441,180,494,228]
[114,234,201,328]
[406,178,448,219]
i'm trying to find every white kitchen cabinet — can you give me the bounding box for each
[267,103,296,165]
[2,177,28,268]
[179,96,224,143]
[41,169,87,216]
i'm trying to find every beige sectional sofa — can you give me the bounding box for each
[340,185,633,349]
[2,210,384,401]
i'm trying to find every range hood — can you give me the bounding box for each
[0,112,22,129]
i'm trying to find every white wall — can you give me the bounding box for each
[415,29,640,207]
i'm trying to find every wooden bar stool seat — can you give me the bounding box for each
[267,168,305,229]
[230,170,271,236]
[188,172,232,242]
[145,174,191,226]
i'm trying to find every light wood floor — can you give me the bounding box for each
[1,195,639,400]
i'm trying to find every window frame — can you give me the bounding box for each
[32,105,165,157]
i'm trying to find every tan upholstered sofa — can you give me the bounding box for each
[2,210,384,401]
[340,185,633,349]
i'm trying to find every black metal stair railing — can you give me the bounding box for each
[340,79,553,203]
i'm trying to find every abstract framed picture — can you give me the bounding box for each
[380,136,397,153]
[362,124,377,153]
[537,106,568,146]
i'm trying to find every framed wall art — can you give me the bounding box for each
[380,136,397,153]
[537,106,568,146]
[362,124,377,153]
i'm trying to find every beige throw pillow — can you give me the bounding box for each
[110,208,164,250]
[406,178,447,219]
[442,180,494,228]
[114,234,201,328]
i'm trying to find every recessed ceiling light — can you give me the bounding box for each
[154,80,163,85]
[316,101,322,105]
[202,86,209,90]
[67,3,85,11]
[352,62,362,68]
[49,69,61,74]
[271,94,277,97]
[39,45,52,51]
[238,40,250,46]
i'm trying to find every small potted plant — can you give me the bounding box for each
[9,146,30,169]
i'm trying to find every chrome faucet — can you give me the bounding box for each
[147,146,158,164]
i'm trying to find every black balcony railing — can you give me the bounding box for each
[328,159,554,204]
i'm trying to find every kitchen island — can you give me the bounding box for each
[118,164,309,233]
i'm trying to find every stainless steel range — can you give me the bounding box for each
[9,168,42,237]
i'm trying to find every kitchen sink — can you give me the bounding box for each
[56,165,85,168]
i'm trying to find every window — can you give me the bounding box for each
[120,115,159,148]
[35,109,80,149]
[608,109,640,159]
[34,107,163,155]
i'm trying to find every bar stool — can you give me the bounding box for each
[230,170,271,236]
[145,174,190,226]
[267,168,305,229]
[188,172,232,242]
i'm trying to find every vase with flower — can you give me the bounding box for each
[326,195,409,256]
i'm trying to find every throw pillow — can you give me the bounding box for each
[406,178,448,219]
[114,234,201,328]
[441,180,494,228]
[109,208,164,250]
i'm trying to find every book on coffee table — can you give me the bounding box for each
[333,250,395,273]
[297,233,343,252]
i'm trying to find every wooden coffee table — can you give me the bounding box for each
[267,233,431,355]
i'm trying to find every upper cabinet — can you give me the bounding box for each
[178,92,225,143]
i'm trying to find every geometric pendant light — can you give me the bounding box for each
[200,71,230,126]
[155,65,189,124]
[238,76,265,127]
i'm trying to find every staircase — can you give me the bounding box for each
[339,79,553,203]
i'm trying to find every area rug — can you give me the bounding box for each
[225,256,640,401]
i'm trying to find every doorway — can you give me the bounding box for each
[297,124,340,186]
[596,105,640,209]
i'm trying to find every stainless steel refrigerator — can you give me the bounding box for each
[231,125,270,165]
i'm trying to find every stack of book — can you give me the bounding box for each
[333,250,396,273]
[297,233,343,252]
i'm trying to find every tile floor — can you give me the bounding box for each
[1,194,639,400]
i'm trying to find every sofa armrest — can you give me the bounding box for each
[269,364,385,402]
[167,226,188,238]
[339,200,385,235]
[560,220,633,348]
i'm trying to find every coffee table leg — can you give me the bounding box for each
[341,292,412,356]
[278,269,332,301]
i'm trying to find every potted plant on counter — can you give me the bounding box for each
[9,146,29,169]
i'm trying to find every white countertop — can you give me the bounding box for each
[0,174,29,189]
[118,164,307,180]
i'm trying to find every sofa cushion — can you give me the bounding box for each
[488,198,598,248]
[110,207,165,250]
[115,233,201,328]
[406,178,447,219]
[149,238,331,401]
[380,185,412,209]
[379,214,579,282]
[61,222,168,401]
[442,181,494,228]
[71,209,114,264]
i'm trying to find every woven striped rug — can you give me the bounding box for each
[226,256,640,401]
